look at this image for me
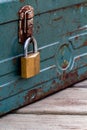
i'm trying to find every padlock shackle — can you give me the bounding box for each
[24,36,38,57]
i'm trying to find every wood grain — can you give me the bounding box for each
[0,114,87,130]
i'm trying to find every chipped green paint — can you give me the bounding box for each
[0,0,87,116]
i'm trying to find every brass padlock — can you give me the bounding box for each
[21,36,40,78]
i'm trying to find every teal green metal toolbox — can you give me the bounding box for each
[0,0,87,116]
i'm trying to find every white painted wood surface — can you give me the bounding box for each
[1,114,87,130]
[0,80,87,130]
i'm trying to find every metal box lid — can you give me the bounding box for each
[0,0,87,24]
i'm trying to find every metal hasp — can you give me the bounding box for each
[18,5,34,43]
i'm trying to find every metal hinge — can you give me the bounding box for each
[18,5,34,44]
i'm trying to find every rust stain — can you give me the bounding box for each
[74,2,87,9]
[64,25,87,37]
[61,70,78,81]
[24,69,87,106]
[61,60,69,69]
[13,58,17,65]
[66,27,86,36]
[53,16,63,22]
[35,22,41,34]
[1,69,86,117]
[75,56,81,61]
[42,2,87,15]
[70,40,87,50]
[76,4,82,8]
[75,36,79,41]
[75,40,87,49]
[83,41,87,46]
[25,89,37,103]
[66,32,73,36]
[18,5,34,43]
[19,0,25,2]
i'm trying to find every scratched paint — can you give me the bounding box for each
[0,0,87,116]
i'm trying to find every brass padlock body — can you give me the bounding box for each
[21,52,40,78]
[21,37,40,79]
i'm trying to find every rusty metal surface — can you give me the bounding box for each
[24,70,87,105]
[0,0,87,116]
[19,5,34,43]
[0,67,87,116]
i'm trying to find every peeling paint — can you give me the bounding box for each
[24,70,87,106]
[19,0,25,2]
[53,16,63,22]
[0,0,87,116]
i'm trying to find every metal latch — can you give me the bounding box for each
[18,5,34,43]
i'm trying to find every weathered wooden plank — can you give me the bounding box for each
[15,80,87,115]
[0,114,87,130]
[74,80,87,88]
